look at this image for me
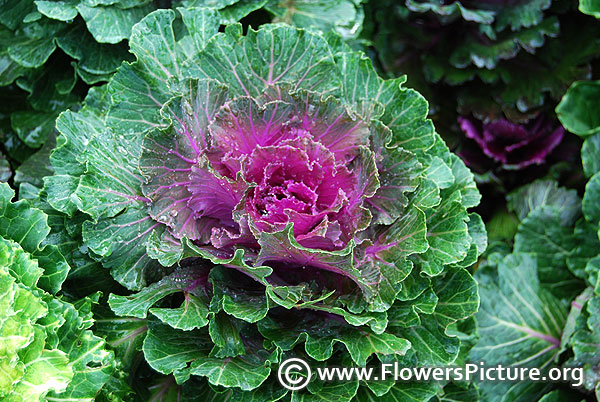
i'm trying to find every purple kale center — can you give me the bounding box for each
[458,115,565,168]
[143,90,379,254]
[243,137,358,249]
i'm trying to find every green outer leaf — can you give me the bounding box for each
[106,62,171,136]
[336,50,436,157]
[494,0,551,31]
[56,23,133,75]
[94,306,147,372]
[580,0,600,19]
[367,146,422,225]
[389,315,460,366]
[583,172,600,226]
[76,2,156,44]
[35,1,78,21]
[405,0,494,24]
[514,207,584,299]
[373,202,428,260]
[218,0,269,24]
[142,319,212,376]
[570,296,600,391]
[0,0,35,30]
[418,198,470,276]
[443,153,481,210]
[556,80,600,137]
[208,312,245,357]
[10,110,57,148]
[582,133,600,178]
[507,180,581,226]
[470,253,568,400]
[258,313,410,366]
[450,16,559,70]
[266,0,364,39]
[450,213,486,269]
[14,134,55,188]
[104,10,182,136]
[209,266,269,324]
[143,320,275,391]
[108,266,210,326]
[0,151,10,182]
[45,295,116,401]
[4,350,72,401]
[432,267,479,330]
[0,205,115,400]
[188,23,340,98]
[47,89,108,215]
[50,82,165,291]
[178,7,220,53]
[0,48,29,86]
[150,294,210,331]
[8,35,56,69]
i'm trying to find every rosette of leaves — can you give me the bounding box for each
[0,182,120,401]
[367,0,600,122]
[45,7,484,399]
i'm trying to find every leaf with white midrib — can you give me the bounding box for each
[470,252,568,401]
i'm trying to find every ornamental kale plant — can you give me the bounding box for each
[40,6,484,400]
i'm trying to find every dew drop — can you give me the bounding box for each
[183,99,194,116]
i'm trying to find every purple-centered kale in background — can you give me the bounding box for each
[457,114,564,168]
